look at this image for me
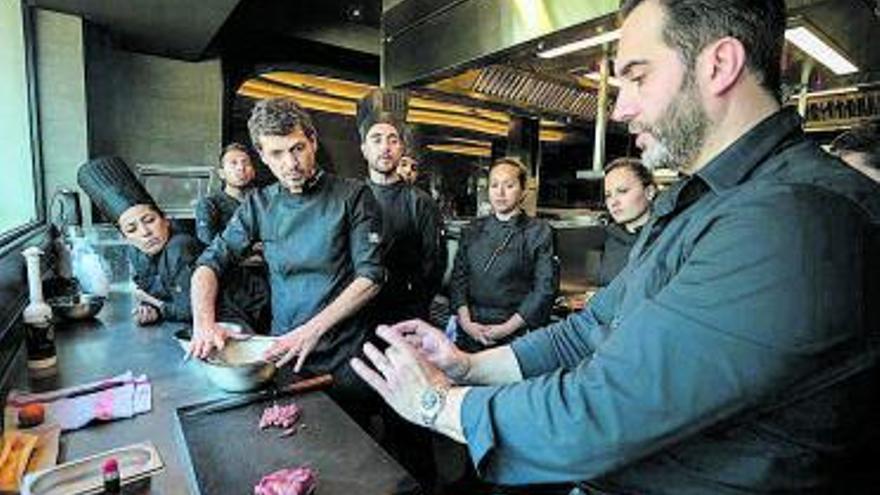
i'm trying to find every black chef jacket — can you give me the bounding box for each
[196,172,386,374]
[195,190,243,246]
[596,223,640,286]
[450,213,559,351]
[130,231,200,322]
[367,180,445,323]
[195,189,272,331]
[130,229,270,329]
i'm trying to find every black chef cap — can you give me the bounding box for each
[356,89,409,141]
[77,157,159,224]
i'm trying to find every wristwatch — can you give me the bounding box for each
[418,386,447,428]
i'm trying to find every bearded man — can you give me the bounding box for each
[350,0,880,493]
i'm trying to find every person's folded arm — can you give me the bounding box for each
[459,191,865,485]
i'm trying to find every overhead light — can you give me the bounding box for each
[785,25,858,75]
[581,71,621,88]
[538,29,619,59]
[427,144,492,158]
[790,85,858,99]
[445,137,493,147]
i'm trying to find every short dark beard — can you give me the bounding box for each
[640,73,710,171]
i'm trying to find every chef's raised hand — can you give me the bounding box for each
[351,325,452,426]
[264,324,324,372]
[390,319,472,383]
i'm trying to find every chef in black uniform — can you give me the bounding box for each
[359,111,445,324]
[195,142,257,245]
[77,157,265,329]
[194,143,272,332]
[449,157,559,352]
[358,108,446,489]
[189,98,385,418]
[596,157,656,286]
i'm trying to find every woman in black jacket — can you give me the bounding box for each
[449,157,559,352]
[597,157,657,286]
[78,157,268,329]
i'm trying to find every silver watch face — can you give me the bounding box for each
[419,388,444,427]
[421,388,441,410]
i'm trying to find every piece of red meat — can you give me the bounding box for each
[259,403,301,430]
[253,466,318,495]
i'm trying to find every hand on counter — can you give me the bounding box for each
[133,288,164,309]
[133,303,161,325]
[263,325,324,372]
[351,325,453,427]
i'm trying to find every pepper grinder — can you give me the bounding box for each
[22,246,57,369]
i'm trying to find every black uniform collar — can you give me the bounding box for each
[696,107,802,194]
[491,211,529,229]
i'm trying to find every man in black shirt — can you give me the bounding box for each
[359,112,446,324]
[189,98,385,415]
[358,109,447,489]
[195,142,257,246]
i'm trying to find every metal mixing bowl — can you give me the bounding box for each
[47,293,106,320]
[174,327,278,392]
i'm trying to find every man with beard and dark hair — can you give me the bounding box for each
[357,109,446,493]
[350,0,880,493]
[359,112,445,325]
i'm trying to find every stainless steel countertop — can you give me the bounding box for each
[3,292,413,494]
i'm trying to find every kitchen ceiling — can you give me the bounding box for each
[28,0,381,60]
[27,0,878,128]
[27,0,241,60]
[385,0,879,125]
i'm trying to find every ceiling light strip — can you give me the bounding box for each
[784,26,858,75]
[261,72,376,100]
[537,29,620,59]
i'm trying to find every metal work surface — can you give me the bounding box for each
[3,292,415,494]
[177,393,419,494]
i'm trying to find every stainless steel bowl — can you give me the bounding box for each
[174,327,278,392]
[47,293,106,320]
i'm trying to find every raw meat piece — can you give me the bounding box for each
[259,403,301,430]
[253,466,317,495]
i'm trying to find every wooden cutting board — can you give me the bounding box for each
[3,406,61,492]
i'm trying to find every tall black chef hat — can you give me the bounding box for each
[356,89,409,141]
[77,156,159,224]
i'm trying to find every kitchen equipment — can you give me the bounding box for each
[46,293,106,320]
[20,441,163,495]
[22,247,57,370]
[174,328,278,392]
[176,392,418,495]
[180,374,333,416]
[48,188,82,233]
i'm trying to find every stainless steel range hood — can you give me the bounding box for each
[382,0,620,88]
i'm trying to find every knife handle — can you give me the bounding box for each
[280,374,333,395]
